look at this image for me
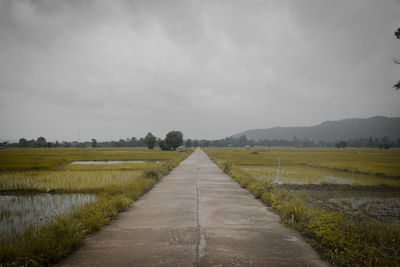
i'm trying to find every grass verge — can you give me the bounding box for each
[208,155,400,266]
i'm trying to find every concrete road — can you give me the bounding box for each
[57,148,328,267]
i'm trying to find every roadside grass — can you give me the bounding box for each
[204,147,400,266]
[260,186,400,266]
[0,147,193,266]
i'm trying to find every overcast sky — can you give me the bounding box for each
[1,0,399,141]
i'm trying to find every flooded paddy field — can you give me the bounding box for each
[240,165,400,186]
[238,160,400,224]
[0,193,96,235]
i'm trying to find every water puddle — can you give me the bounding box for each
[70,160,147,165]
[269,174,356,185]
[322,175,356,184]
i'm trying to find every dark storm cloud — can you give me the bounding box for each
[0,0,399,141]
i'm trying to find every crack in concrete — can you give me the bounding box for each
[194,157,201,267]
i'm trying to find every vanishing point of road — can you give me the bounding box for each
[57,148,328,267]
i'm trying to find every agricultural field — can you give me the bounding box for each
[204,147,400,266]
[0,147,193,266]
[0,147,178,171]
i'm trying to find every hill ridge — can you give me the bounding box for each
[232,116,400,141]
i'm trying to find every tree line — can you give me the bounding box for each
[193,135,400,149]
[7,130,185,151]
[4,134,400,150]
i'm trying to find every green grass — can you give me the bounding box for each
[205,147,400,178]
[0,147,193,266]
[0,170,143,193]
[64,161,160,171]
[0,147,181,171]
[203,147,400,266]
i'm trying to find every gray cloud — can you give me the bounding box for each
[1,0,399,141]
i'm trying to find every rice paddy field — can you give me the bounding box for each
[204,147,400,266]
[0,147,193,266]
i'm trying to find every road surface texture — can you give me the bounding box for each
[57,148,328,267]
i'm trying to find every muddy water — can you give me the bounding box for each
[330,197,400,220]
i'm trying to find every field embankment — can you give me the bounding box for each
[203,147,400,266]
[0,147,193,266]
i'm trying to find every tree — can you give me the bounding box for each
[144,132,157,149]
[239,135,247,146]
[91,138,97,148]
[36,137,46,147]
[335,141,347,148]
[0,141,8,148]
[118,139,126,147]
[394,28,400,90]
[185,139,193,147]
[19,138,28,147]
[158,138,170,151]
[394,81,400,91]
[130,137,138,146]
[165,131,183,150]
[199,139,210,147]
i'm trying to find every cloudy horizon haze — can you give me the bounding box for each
[1,0,400,142]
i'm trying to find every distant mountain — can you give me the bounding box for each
[232,116,400,141]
